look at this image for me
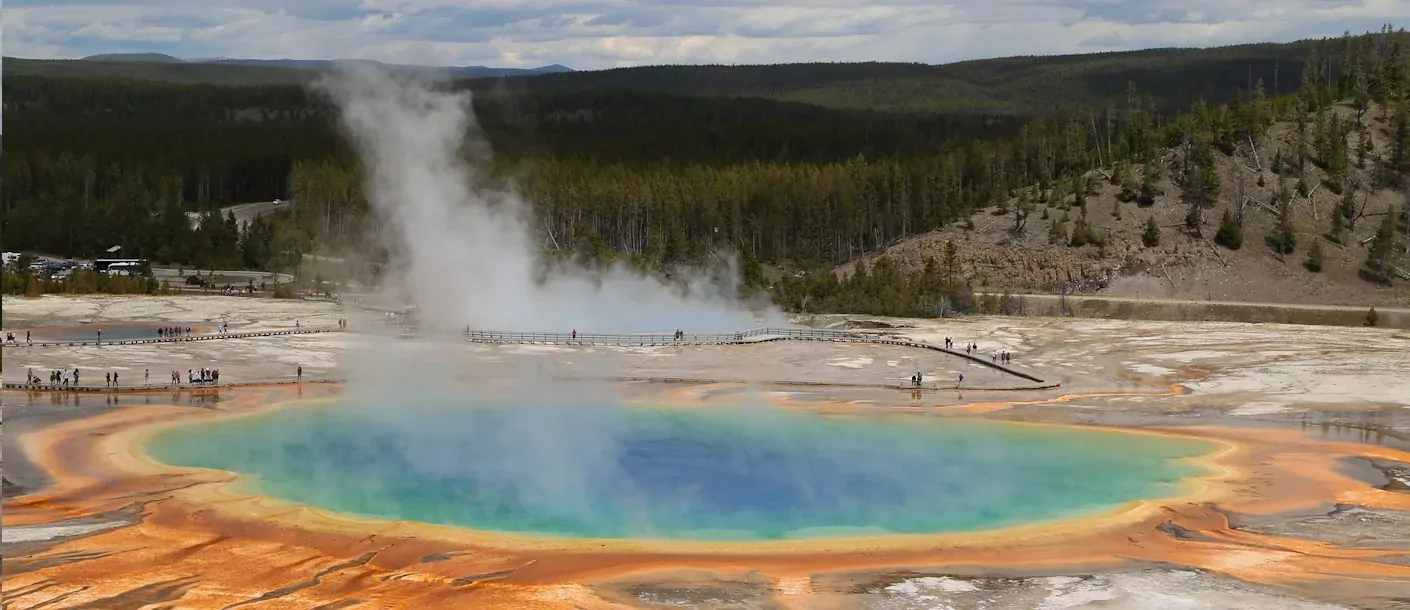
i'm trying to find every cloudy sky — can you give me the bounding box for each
[5,0,1407,70]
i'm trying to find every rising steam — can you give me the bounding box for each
[309,66,785,535]
[318,66,777,332]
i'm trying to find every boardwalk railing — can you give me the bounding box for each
[5,327,342,348]
[3,325,1057,391]
[462,327,854,344]
[462,327,1054,385]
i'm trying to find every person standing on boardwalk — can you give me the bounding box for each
[113,372,118,386]
[97,328,102,343]
[106,373,111,387]
[297,366,302,381]
[145,369,150,386]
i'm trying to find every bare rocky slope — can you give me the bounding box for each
[839,101,1410,309]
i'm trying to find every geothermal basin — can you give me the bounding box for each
[147,400,1216,541]
[6,296,1410,609]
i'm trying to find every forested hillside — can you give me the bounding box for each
[4,28,1408,311]
[9,39,1329,115]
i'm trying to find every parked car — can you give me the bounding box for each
[185,275,207,286]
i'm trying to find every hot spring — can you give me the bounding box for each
[147,400,1216,541]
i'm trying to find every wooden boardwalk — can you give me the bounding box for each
[3,327,1059,392]
[5,327,342,348]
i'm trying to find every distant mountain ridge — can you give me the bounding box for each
[73,53,572,79]
[2,35,1361,117]
[81,53,184,63]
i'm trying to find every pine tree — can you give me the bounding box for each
[1304,239,1324,272]
[1070,218,1089,247]
[1365,306,1379,327]
[1266,201,1297,261]
[1329,204,1347,244]
[1364,210,1398,284]
[942,239,958,287]
[1338,185,1360,232]
[1049,218,1069,244]
[1143,216,1160,247]
[1215,210,1244,250]
[1013,195,1032,233]
[1138,164,1160,207]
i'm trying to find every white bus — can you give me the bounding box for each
[104,261,142,276]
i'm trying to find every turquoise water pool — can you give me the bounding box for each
[147,401,1215,541]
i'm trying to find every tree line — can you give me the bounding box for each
[4,28,1408,310]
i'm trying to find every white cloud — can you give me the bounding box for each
[4,0,1407,69]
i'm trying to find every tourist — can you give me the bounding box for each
[106,372,111,387]
[145,369,150,386]
[26,330,31,344]
[917,371,923,386]
[113,372,118,386]
[97,328,102,342]
[958,372,964,386]
[297,366,303,380]
[572,329,577,340]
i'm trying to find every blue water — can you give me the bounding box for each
[147,402,1214,540]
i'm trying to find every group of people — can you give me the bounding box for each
[157,326,193,338]
[992,351,1013,364]
[944,337,980,354]
[673,329,686,340]
[337,318,348,329]
[181,368,220,384]
[26,368,77,387]
[4,331,30,344]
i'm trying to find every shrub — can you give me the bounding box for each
[1303,240,1324,272]
[1214,210,1243,250]
[1142,216,1160,247]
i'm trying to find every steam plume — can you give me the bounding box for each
[318,66,776,332]
[310,66,784,535]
